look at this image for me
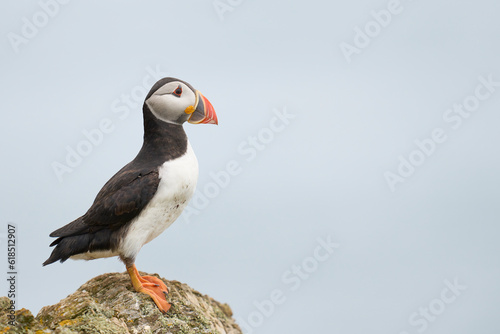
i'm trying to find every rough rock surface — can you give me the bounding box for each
[0,272,242,334]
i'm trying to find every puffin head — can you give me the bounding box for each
[144,77,218,125]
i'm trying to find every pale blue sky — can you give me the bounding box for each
[1,1,500,333]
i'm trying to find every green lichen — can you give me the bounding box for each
[0,298,47,334]
[0,273,241,334]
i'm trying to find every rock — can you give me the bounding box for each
[0,272,242,334]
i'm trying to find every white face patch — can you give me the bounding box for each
[146,81,197,124]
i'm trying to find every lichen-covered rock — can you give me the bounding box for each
[0,297,44,334]
[0,272,242,334]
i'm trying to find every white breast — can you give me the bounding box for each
[119,142,199,259]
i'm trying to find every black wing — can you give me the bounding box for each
[43,163,160,265]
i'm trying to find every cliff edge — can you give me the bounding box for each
[0,272,242,334]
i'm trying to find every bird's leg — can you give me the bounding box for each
[126,264,171,313]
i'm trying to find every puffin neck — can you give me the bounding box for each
[134,106,188,165]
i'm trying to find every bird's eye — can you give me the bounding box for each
[173,85,182,97]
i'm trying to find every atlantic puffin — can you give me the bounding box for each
[43,77,217,313]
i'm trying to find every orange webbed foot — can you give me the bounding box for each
[141,275,169,294]
[126,265,171,313]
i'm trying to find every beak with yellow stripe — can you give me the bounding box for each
[187,91,218,125]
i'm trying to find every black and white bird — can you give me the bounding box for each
[43,77,217,313]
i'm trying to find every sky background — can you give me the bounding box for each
[1,0,500,333]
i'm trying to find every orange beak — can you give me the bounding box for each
[188,91,218,125]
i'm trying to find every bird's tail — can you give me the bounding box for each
[43,235,91,266]
[43,228,119,266]
[43,217,91,266]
